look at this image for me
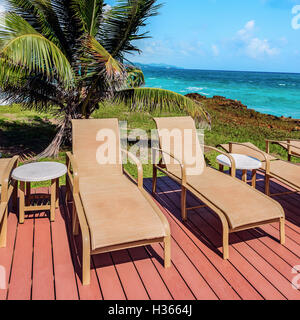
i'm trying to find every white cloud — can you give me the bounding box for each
[237,20,255,39]
[0,5,5,13]
[235,20,279,59]
[211,44,219,56]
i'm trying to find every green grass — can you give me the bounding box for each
[1,100,300,187]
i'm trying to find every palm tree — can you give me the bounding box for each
[0,0,208,158]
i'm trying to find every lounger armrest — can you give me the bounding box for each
[66,152,79,194]
[1,156,19,203]
[152,147,187,185]
[228,142,271,174]
[121,149,143,189]
[203,145,236,177]
[266,139,300,154]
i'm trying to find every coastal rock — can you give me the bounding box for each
[186,93,247,110]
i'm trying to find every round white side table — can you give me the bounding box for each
[216,153,262,188]
[12,162,67,223]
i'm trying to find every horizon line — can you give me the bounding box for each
[133,63,300,75]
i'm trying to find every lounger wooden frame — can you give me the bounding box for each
[66,150,171,286]
[266,139,300,162]
[0,156,19,248]
[225,141,300,197]
[152,145,285,260]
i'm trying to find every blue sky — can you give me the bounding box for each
[1,0,300,72]
[107,0,300,73]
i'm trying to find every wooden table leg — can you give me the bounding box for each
[56,178,59,209]
[242,170,247,183]
[12,180,18,212]
[50,179,56,222]
[19,181,25,224]
[26,182,31,206]
[252,170,257,188]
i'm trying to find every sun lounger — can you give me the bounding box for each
[219,141,300,197]
[0,157,19,247]
[66,119,171,285]
[153,117,285,259]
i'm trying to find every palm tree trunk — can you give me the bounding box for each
[36,119,68,159]
[35,105,82,159]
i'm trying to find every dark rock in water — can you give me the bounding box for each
[186,93,247,110]
[185,93,207,101]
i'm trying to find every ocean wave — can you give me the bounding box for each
[186,86,204,91]
[278,83,286,86]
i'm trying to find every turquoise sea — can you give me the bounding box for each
[140,65,300,119]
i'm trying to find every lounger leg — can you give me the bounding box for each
[242,170,247,183]
[222,223,230,260]
[251,170,257,188]
[72,203,79,236]
[152,165,157,194]
[0,207,8,248]
[288,154,292,162]
[280,217,285,245]
[164,236,171,268]
[82,240,91,285]
[265,175,270,196]
[181,186,187,221]
[65,176,71,203]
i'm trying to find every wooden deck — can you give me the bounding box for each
[1,172,300,300]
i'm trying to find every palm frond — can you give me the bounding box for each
[126,65,145,87]
[0,13,74,87]
[84,35,124,80]
[102,0,162,59]
[71,0,104,37]
[7,0,65,51]
[115,87,211,124]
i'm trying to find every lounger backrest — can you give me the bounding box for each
[154,117,205,176]
[72,119,122,176]
[219,142,276,162]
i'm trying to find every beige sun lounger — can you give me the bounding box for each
[0,156,19,248]
[66,119,171,285]
[153,117,285,259]
[219,141,300,197]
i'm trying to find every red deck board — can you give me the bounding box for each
[31,187,55,300]
[63,194,103,301]
[7,213,34,300]
[0,211,18,300]
[51,199,78,300]
[145,243,196,300]
[110,250,150,300]
[128,247,173,300]
[166,239,220,300]
[32,216,55,300]
[93,253,126,300]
